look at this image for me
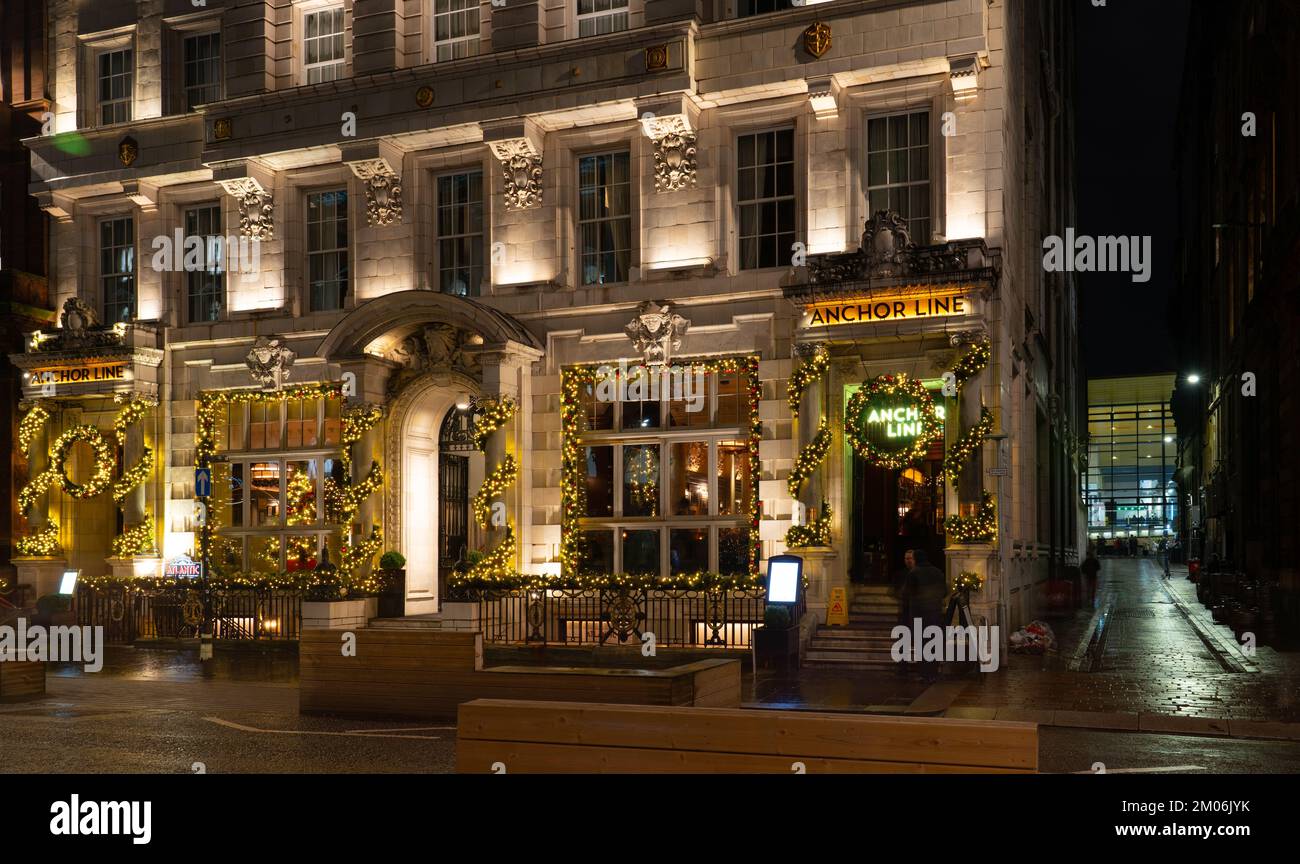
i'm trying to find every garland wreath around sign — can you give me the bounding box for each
[845,374,942,469]
[942,337,997,543]
[556,356,763,591]
[455,395,520,588]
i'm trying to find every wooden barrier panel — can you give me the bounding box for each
[0,660,46,699]
[456,699,1039,774]
[298,628,741,719]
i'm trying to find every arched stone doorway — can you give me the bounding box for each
[385,370,482,615]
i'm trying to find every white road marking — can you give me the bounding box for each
[1072,765,1207,774]
[203,716,442,740]
[343,725,456,734]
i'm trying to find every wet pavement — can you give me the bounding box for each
[5,556,1300,773]
[949,559,1300,721]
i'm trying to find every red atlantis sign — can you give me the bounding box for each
[164,555,203,579]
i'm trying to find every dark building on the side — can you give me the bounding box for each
[1172,1,1300,641]
[1,0,55,588]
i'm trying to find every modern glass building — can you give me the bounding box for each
[1085,375,1178,547]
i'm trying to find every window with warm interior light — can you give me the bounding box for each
[569,364,754,577]
[210,394,346,574]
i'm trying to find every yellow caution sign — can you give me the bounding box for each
[826,587,849,627]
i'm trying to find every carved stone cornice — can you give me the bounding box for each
[217,176,275,241]
[346,158,403,226]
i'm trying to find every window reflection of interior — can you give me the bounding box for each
[571,364,753,577]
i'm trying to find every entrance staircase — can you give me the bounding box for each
[805,585,901,670]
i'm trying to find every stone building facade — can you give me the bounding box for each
[13,0,1083,645]
[1172,0,1300,638]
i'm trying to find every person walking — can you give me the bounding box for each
[893,550,916,677]
[901,549,947,682]
[1159,537,1171,578]
[1081,547,1100,606]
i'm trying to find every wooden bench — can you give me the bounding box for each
[298,628,741,719]
[456,699,1038,774]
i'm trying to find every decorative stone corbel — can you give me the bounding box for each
[346,158,403,226]
[806,74,840,121]
[636,95,701,193]
[483,118,545,211]
[949,54,983,100]
[120,179,159,212]
[35,191,74,223]
[215,168,276,241]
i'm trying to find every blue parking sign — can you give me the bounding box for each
[194,467,212,498]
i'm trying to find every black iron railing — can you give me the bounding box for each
[468,587,766,648]
[75,584,301,643]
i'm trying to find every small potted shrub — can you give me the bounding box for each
[754,603,799,669]
[34,593,75,628]
[377,550,407,618]
[301,554,375,629]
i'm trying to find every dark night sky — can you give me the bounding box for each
[1074,0,1190,378]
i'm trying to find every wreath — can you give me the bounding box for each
[51,424,115,499]
[845,374,942,469]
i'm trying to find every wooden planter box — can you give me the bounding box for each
[754,624,800,669]
[0,659,45,699]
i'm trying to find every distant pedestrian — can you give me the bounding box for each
[1159,538,1171,578]
[1081,548,1100,605]
[901,549,947,682]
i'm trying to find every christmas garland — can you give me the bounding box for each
[559,355,762,581]
[472,397,518,450]
[788,416,830,498]
[943,407,993,487]
[326,460,383,524]
[457,525,518,588]
[952,337,991,386]
[787,344,829,419]
[18,404,49,457]
[340,527,384,594]
[844,374,942,469]
[945,490,997,543]
[451,566,763,593]
[15,522,59,557]
[785,501,832,548]
[17,470,56,516]
[51,425,115,499]
[111,520,157,558]
[954,570,984,592]
[472,453,518,529]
